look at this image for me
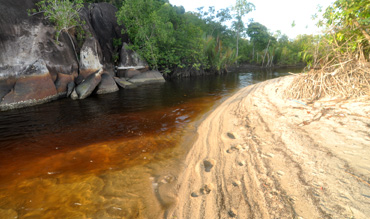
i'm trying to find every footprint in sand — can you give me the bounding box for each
[228,208,237,217]
[191,192,199,197]
[238,161,245,166]
[226,144,249,154]
[203,159,216,172]
[227,132,237,139]
[200,183,214,195]
[191,183,214,198]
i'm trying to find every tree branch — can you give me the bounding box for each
[352,18,370,45]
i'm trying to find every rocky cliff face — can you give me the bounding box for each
[0,0,161,110]
[0,0,78,110]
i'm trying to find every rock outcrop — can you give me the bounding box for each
[0,0,166,110]
[71,70,102,100]
[0,0,78,110]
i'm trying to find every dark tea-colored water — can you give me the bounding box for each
[0,69,301,218]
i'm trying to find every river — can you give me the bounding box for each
[0,68,302,218]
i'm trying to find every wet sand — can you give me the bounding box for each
[167,75,370,218]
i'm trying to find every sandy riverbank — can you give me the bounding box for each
[164,75,370,218]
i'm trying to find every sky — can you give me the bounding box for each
[169,0,334,39]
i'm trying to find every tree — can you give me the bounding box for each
[323,0,370,45]
[117,0,209,72]
[246,22,270,61]
[28,0,85,63]
[117,0,175,69]
[232,0,255,60]
[320,0,370,60]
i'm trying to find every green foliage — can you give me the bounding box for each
[116,0,316,73]
[243,21,323,67]
[204,36,237,71]
[232,0,255,58]
[117,0,234,73]
[246,22,271,51]
[112,38,123,63]
[28,0,85,41]
[113,38,122,49]
[117,0,174,69]
[319,0,370,59]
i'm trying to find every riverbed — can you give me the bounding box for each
[0,68,302,218]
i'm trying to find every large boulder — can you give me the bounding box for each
[0,0,78,110]
[79,37,103,79]
[0,0,79,80]
[0,60,58,110]
[96,73,119,94]
[128,70,165,84]
[72,70,102,100]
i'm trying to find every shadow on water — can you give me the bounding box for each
[0,68,303,218]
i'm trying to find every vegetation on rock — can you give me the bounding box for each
[28,0,85,41]
[28,0,86,64]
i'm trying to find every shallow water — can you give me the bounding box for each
[0,68,302,218]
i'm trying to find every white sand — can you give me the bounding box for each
[165,75,370,219]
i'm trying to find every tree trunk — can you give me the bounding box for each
[262,39,271,67]
[236,31,239,64]
[252,44,255,61]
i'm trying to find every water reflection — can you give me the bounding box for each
[0,69,302,218]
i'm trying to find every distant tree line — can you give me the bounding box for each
[33,0,325,76]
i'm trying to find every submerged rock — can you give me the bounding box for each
[128,70,165,84]
[96,73,119,94]
[114,77,137,89]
